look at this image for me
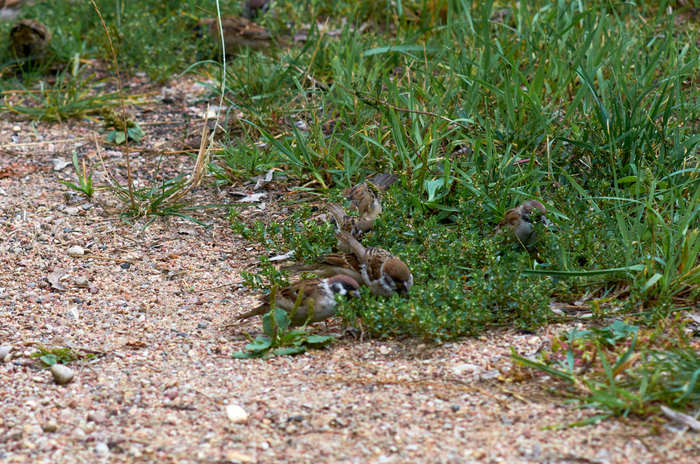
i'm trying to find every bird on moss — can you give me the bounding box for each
[496,199,547,249]
[343,173,398,225]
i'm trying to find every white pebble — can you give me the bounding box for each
[225,404,248,423]
[0,345,11,362]
[67,245,85,257]
[95,442,109,455]
[50,364,75,385]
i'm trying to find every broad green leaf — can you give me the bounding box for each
[272,346,306,356]
[304,335,333,346]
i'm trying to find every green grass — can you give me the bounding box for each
[512,319,699,422]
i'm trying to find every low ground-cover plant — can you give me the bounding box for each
[233,300,333,359]
[31,345,95,367]
[512,319,699,420]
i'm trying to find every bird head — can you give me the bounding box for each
[327,274,361,298]
[383,257,413,295]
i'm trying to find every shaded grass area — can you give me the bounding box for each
[0,0,698,418]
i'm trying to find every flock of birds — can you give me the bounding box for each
[237,173,548,328]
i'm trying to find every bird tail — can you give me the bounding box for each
[236,303,269,321]
[336,230,366,260]
[327,203,346,227]
[368,173,398,192]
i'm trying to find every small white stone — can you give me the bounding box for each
[67,245,85,257]
[41,421,58,433]
[64,206,81,216]
[50,364,75,385]
[74,276,89,288]
[52,158,72,171]
[0,345,11,362]
[225,404,248,424]
[66,306,80,319]
[452,363,481,376]
[95,441,109,455]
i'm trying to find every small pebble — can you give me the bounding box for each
[87,410,107,424]
[41,421,58,433]
[452,363,481,376]
[50,364,75,385]
[95,442,109,455]
[197,322,208,329]
[120,262,131,270]
[65,307,79,320]
[74,276,89,288]
[0,345,11,362]
[225,404,248,424]
[451,404,461,412]
[64,206,81,216]
[67,245,85,257]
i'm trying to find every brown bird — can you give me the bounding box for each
[327,203,373,252]
[343,173,398,224]
[497,199,547,248]
[336,230,413,297]
[199,16,273,54]
[284,252,364,285]
[9,19,51,63]
[242,0,270,19]
[237,275,360,326]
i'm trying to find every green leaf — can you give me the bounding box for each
[40,354,58,366]
[262,312,275,337]
[272,346,306,356]
[232,351,257,359]
[127,125,145,142]
[245,337,272,352]
[424,178,444,202]
[304,335,333,346]
[272,306,290,332]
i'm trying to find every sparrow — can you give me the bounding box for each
[343,173,398,224]
[199,16,273,54]
[237,275,360,326]
[327,203,373,252]
[336,230,413,297]
[283,252,364,285]
[497,199,547,248]
[9,19,51,62]
[242,0,270,19]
